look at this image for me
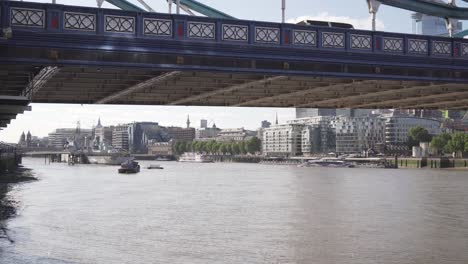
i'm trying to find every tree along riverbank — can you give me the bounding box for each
[0,167,36,243]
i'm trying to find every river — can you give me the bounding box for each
[1,157,468,264]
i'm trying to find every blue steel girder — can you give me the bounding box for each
[105,0,145,12]
[2,1,468,83]
[378,0,468,20]
[175,0,235,19]
[105,0,234,19]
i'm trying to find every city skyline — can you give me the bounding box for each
[1,104,294,143]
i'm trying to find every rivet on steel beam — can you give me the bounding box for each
[283,62,290,70]
[176,56,184,64]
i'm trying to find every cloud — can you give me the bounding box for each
[287,12,385,31]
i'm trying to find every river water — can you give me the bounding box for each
[1,158,468,264]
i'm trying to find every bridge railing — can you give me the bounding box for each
[1,0,467,60]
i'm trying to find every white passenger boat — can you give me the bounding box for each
[178,153,213,163]
[300,158,355,168]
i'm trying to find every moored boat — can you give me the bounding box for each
[118,160,140,174]
[147,164,164,169]
[178,152,213,163]
[299,158,355,168]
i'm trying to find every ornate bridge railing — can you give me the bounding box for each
[1,1,467,59]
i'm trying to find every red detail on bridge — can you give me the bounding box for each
[177,24,184,37]
[454,45,460,56]
[51,16,58,29]
[376,37,381,50]
[284,34,290,44]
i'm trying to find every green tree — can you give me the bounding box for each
[239,141,247,155]
[207,140,216,154]
[430,133,451,155]
[408,127,432,148]
[445,132,466,156]
[246,137,261,154]
[220,143,228,154]
[232,143,240,155]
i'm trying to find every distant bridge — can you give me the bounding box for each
[1,0,468,130]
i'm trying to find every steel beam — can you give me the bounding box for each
[412,98,468,110]
[0,105,31,114]
[95,71,181,104]
[23,66,60,99]
[378,91,468,109]
[234,80,360,107]
[169,76,287,105]
[296,81,434,108]
[171,0,235,19]
[104,0,145,12]
[351,83,465,108]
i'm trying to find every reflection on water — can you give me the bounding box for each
[1,158,468,264]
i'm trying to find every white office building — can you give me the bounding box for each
[288,116,336,154]
[334,116,386,154]
[262,124,304,156]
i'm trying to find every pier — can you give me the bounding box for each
[0,142,21,172]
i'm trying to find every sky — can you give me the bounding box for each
[0,0,454,143]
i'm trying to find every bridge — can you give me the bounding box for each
[1,0,468,130]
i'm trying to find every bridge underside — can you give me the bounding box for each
[2,65,467,110]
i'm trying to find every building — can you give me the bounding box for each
[262,124,304,156]
[18,131,48,149]
[112,125,129,151]
[127,122,172,153]
[148,140,173,156]
[196,123,221,140]
[94,118,114,151]
[296,108,336,118]
[288,116,336,154]
[334,116,385,154]
[48,128,92,149]
[200,119,208,129]
[412,1,462,37]
[336,109,372,118]
[216,128,256,142]
[261,120,271,128]
[385,117,442,146]
[167,127,195,142]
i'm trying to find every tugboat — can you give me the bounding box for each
[118,160,140,174]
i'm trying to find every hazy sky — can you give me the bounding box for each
[0,0,455,143]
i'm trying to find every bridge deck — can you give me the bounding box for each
[0,1,467,110]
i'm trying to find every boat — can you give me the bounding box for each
[147,164,164,169]
[299,158,355,168]
[155,157,173,161]
[87,152,132,165]
[118,160,140,174]
[178,152,213,163]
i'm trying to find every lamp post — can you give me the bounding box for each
[366,0,381,31]
[281,0,286,23]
